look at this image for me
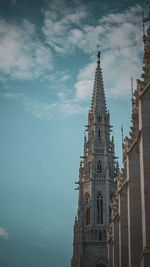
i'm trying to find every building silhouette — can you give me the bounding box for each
[71,50,118,267]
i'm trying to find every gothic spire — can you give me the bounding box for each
[91,50,106,114]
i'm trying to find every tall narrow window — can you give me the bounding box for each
[99,230,102,241]
[97,193,103,224]
[98,129,101,141]
[85,207,91,225]
[97,160,102,173]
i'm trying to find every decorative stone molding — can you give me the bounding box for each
[107,223,113,242]
[111,194,119,219]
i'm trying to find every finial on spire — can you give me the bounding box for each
[97,45,100,64]
[131,76,134,106]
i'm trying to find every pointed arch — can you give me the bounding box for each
[91,257,107,267]
[97,192,103,224]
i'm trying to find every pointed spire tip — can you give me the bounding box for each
[97,45,100,64]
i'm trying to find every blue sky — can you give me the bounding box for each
[0,0,146,266]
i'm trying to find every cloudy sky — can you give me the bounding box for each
[0,0,146,266]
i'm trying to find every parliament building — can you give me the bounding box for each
[71,8,150,267]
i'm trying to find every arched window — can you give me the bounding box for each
[97,193,103,224]
[97,160,102,173]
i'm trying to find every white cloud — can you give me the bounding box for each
[100,4,142,24]
[58,100,88,117]
[74,62,95,99]
[23,97,87,120]
[1,91,87,120]
[60,74,70,81]
[0,92,24,99]
[68,29,83,46]
[0,18,53,80]
[0,227,8,240]
[0,3,144,119]
[24,98,57,120]
[41,2,143,99]
[42,3,88,54]
[42,3,142,55]
[74,4,143,99]
[99,47,141,98]
[75,79,93,99]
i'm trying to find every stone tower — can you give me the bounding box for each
[71,51,118,267]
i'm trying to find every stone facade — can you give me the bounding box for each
[71,51,118,267]
[107,10,150,267]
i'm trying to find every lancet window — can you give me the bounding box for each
[98,129,101,141]
[99,230,102,241]
[97,160,102,173]
[85,207,91,225]
[97,192,103,224]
